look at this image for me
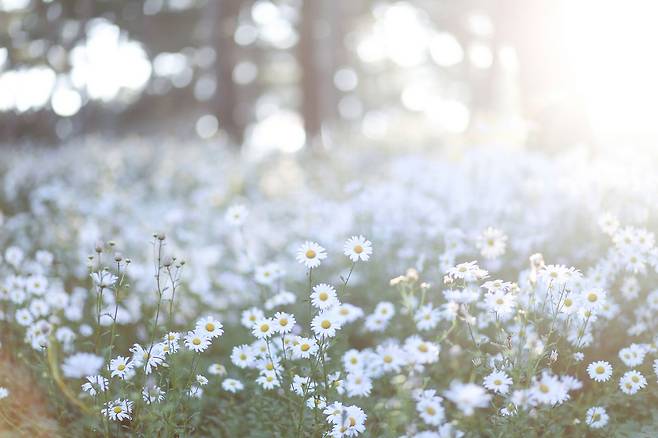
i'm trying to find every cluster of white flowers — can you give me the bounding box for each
[3,143,658,435]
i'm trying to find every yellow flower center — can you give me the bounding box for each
[192,338,201,346]
[266,363,274,370]
[301,344,310,352]
[496,298,504,305]
[383,355,393,363]
[240,354,247,360]
[539,384,550,393]
[321,320,331,329]
[350,357,358,364]
[113,406,122,414]
[319,292,328,301]
[305,249,316,259]
[596,366,605,374]
[587,293,598,302]
[564,298,573,306]
[425,407,436,415]
[354,245,363,254]
[418,343,428,353]
[494,379,502,385]
[349,417,356,427]
[117,364,125,371]
[260,324,270,332]
[205,323,215,332]
[632,375,639,383]
[279,318,288,326]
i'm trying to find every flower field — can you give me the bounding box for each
[1,141,658,437]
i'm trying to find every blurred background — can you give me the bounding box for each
[1,0,657,156]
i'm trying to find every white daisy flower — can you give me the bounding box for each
[291,375,315,396]
[446,261,488,283]
[346,372,372,397]
[292,337,319,359]
[586,406,609,429]
[580,288,606,311]
[81,375,108,396]
[231,344,256,368]
[310,283,339,310]
[530,372,569,406]
[225,204,248,226]
[162,332,180,354]
[323,401,345,424]
[130,344,165,375]
[142,385,165,404]
[252,317,276,339]
[374,301,395,320]
[619,344,647,367]
[26,275,48,296]
[273,311,295,334]
[296,241,327,269]
[476,227,507,259]
[15,308,34,327]
[376,344,406,373]
[110,356,133,379]
[241,307,265,329]
[343,235,373,262]
[416,398,445,426]
[256,371,281,390]
[483,291,516,319]
[222,378,244,393]
[586,361,613,382]
[208,363,227,376]
[102,399,133,421]
[404,335,440,364]
[184,330,212,353]
[195,316,224,339]
[311,311,342,338]
[255,262,282,286]
[334,303,364,324]
[619,370,647,394]
[414,304,441,331]
[483,370,513,394]
[188,385,203,398]
[329,405,367,436]
[343,349,364,373]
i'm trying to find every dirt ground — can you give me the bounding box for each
[0,353,60,437]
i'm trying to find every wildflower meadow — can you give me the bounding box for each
[3,0,658,436]
[2,142,658,437]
